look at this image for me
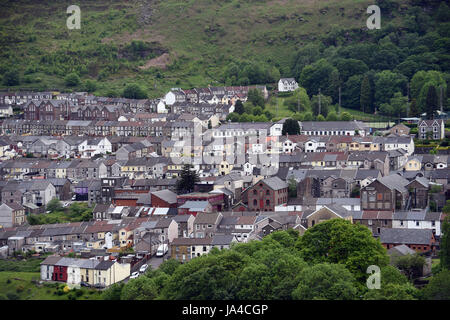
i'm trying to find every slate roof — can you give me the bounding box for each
[380,228,433,245]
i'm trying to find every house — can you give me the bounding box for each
[0,202,26,228]
[418,119,445,140]
[361,173,410,211]
[170,237,213,263]
[300,205,355,229]
[193,212,223,238]
[278,78,299,92]
[299,121,369,137]
[0,104,14,117]
[78,137,112,158]
[379,228,436,253]
[173,214,195,238]
[150,189,177,208]
[392,210,443,236]
[352,210,393,236]
[153,218,178,243]
[247,176,288,211]
[211,234,237,250]
[389,123,411,136]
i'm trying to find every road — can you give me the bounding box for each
[122,251,169,283]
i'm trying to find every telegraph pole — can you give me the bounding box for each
[318,88,322,116]
[338,86,341,115]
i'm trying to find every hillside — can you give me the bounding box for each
[0,0,448,111]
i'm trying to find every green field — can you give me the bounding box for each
[0,271,103,300]
[0,0,408,97]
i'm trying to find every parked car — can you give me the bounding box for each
[156,244,168,257]
[139,264,148,273]
[130,272,139,279]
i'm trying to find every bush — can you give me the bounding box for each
[64,73,81,87]
[16,285,25,293]
[6,292,19,300]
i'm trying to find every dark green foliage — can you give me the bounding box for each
[234,100,244,115]
[282,119,300,135]
[64,73,80,87]
[176,164,200,194]
[440,215,450,270]
[247,89,265,108]
[394,254,426,280]
[422,269,450,300]
[292,263,358,300]
[122,83,148,99]
[3,70,19,86]
[425,85,438,119]
[295,219,389,282]
[27,202,93,225]
[360,74,372,113]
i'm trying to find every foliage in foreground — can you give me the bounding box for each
[102,219,440,300]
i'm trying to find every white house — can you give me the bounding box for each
[278,78,299,92]
[157,100,168,113]
[392,210,442,236]
[382,135,415,156]
[78,137,112,158]
[164,89,186,106]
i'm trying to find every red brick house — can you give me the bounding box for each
[247,176,288,211]
[150,189,177,208]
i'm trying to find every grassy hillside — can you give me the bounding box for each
[0,0,406,95]
[0,0,448,116]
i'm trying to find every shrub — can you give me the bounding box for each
[6,292,19,300]
[16,285,25,293]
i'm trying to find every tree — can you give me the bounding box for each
[394,253,426,280]
[316,114,325,121]
[46,198,63,212]
[226,112,240,122]
[288,177,297,198]
[247,89,265,108]
[326,111,338,121]
[176,164,200,194]
[440,215,450,270]
[340,112,353,121]
[303,112,314,121]
[234,100,244,115]
[341,75,363,110]
[292,263,358,300]
[374,70,407,106]
[295,219,389,282]
[299,59,338,100]
[425,85,438,119]
[3,70,19,86]
[360,74,372,113]
[282,119,300,136]
[379,92,408,118]
[409,98,419,117]
[83,79,97,93]
[284,87,311,113]
[122,83,148,99]
[311,94,332,117]
[422,269,450,300]
[64,73,81,87]
[120,276,159,300]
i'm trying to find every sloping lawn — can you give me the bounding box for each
[0,272,103,300]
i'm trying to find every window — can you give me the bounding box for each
[416,221,419,226]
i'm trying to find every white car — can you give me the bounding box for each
[139,264,148,273]
[130,272,139,279]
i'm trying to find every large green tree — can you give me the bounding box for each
[292,263,358,300]
[122,83,148,99]
[176,164,200,194]
[425,84,438,119]
[282,119,300,135]
[295,219,389,282]
[299,59,338,99]
[360,74,372,113]
[374,70,407,106]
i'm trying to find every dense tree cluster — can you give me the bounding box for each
[102,219,449,300]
